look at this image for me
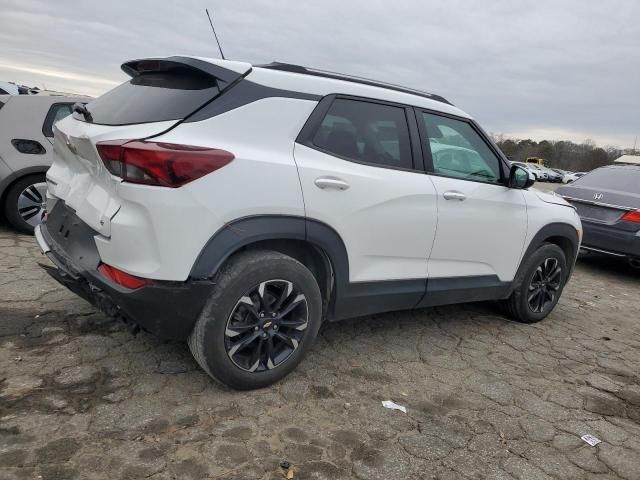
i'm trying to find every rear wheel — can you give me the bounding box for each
[503,243,568,324]
[188,250,322,390]
[3,174,47,234]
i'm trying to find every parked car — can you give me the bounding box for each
[515,161,547,181]
[540,166,562,183]
[35,56,582,389]
[557,165,639,266]
[562,171,586,184]
[0,94,89,233]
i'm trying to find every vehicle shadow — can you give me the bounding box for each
[576,252,640,282]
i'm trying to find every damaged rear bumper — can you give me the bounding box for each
[34,203,213,341]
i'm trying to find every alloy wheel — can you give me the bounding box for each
[224,279,308,372]
[17,182,47,227]
[527,258,562,313]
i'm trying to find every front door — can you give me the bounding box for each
[416,110,528,284]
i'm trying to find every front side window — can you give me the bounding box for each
[420,112,502,183]
[312,98,413,170]
[43,103,73,137]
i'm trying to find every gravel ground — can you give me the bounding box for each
[1,185,640,480]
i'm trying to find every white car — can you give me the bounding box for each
[0,94,88,232]
[511,161,538,180]
[562,171,586,183]
[525,163,549,181]
[35,56,582,389]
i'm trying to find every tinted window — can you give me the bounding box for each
[83,68,220,126]
[574,168,640,193]
[312,98,413,169]
[43,103,73,137]
[421,112,502,183]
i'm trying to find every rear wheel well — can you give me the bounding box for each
[0,170,47,210]
[225,239,334,317]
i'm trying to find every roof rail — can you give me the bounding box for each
[256,62,451,105]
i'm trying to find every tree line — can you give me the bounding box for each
[492,135,635,172]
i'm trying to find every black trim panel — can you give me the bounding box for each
[185,79,321,123]
[418,275,511,308]
[121,56,243,89]
[516,223,580,279]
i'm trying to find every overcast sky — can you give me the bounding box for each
[1,0,638,148]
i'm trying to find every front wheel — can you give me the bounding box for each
[188,250,322,390]
[503,243,568,324]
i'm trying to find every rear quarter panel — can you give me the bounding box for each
[98,96,318,281]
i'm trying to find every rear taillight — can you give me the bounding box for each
[96,140,234,187]
[98,263,153,289]
[621,210,640,223]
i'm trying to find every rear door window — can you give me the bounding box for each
[83,68,220,126]
[311,98,414,170]
[575,168,640,193]
[43,103,73,137]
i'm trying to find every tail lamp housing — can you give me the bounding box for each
[621,210,640,224]
[96,140,234,187]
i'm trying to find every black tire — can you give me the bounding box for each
[3,174,47,234]
[188,250,322,390]
[503,243,568,324]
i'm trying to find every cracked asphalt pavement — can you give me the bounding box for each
[1,218,640,479]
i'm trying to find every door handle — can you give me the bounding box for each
[314,177,350,190]
[443,191,466,201]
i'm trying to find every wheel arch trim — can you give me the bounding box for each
[189,215,350,292]
[0,166,49,201]
[517,222,580,280]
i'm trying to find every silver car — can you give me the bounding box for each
[0,94,88,233]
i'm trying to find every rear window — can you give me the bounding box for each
[575,168,640,193]
[83,68,220,126]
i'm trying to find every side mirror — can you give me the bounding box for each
[508,165,535,189]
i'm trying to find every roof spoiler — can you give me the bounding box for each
[121,56,248,89]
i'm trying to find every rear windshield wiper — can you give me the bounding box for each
[72,102,93,122]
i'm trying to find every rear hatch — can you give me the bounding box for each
[557,167,640,226]
[47,56,250,236]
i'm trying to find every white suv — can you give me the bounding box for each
[35,56,582,389]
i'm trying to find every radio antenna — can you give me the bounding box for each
[205,8,225,60]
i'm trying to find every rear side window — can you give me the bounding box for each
[575,168,640,193]
[311,98,413,170]
[43,103,73,137]
[83,68,220,126]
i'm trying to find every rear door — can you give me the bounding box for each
[416,110,528,282]
[47,56,250,236]
[294,95,438,284]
